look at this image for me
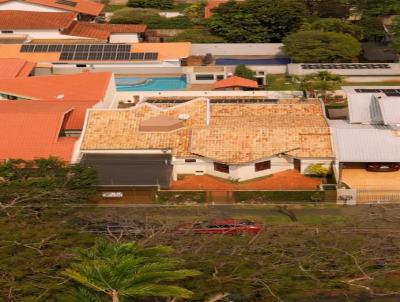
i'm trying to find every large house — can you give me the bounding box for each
[0,0,104,20]
[75,98,334,189]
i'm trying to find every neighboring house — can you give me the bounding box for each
[0,101,81,161]
[0,71,116,162]
[330,87,400,190]
[213,76,258,90]
[0,71,116,106]
[0,11,147,43]
[0,42,191,75]
[76,98,333,189]
[0,58,36,78]
[62,22,147,43]
[0,0,104,20]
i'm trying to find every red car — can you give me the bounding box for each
[175,218,263,235]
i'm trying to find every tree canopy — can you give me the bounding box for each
[283,30,361,62]
[390,16,400,55]
[234,64,256,81]
[350,0,400,16]
[207,0,308,42]
[301,0,351,18]
[167,28,225,43]
[127,0,173,10]
[302,18,364,40]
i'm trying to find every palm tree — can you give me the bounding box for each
[63,240,201,302]
[313,71,343,101]
[293,74,315,98]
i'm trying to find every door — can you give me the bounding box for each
[294,159,301,172]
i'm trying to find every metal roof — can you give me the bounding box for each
[378,97,400,125]
[330,120,400,162]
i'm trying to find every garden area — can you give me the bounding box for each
[2,158,400,301]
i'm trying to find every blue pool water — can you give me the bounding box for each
[116,77,187,91]
[215,58,291,65]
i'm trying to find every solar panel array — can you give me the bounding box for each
[20,44,159,62]
[301,64,391,70]
[354,88,400,97]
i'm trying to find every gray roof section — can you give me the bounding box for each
[347,93,384,124]
[378,97,400,125]
[329,120,400,162]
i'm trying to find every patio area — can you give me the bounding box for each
[171,170,322,191]
[342,168,400,189]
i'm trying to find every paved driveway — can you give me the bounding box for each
[342,168,400,189]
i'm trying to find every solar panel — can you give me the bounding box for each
[354,88,400,96]
[62,44,77,52]
[102,52,117,60]
[34,44,49,52]
[20,44,35,52]
[104,44,118,52]
[131,52,144,60]
[48,44,63,52]
[116,52,131,61]
[76,44,90,52]
[74,52,89,61]
[56,0,77,6]
[144,52,158,60]
[117,44,131,52]
[59,52,74,61]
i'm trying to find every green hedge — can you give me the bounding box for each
[233,191,325,203]
[155,191,206,204]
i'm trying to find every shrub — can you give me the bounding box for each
[110,8,160,24]
[233,191,324,203]
[155,191,206,204]
[145,15,193,29]
[234,64,256,81]
[127,0,174,9]
[167,28,225,43]
[305,164,329,177]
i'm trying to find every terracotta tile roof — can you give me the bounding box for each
[81,98,334,164]
[63,21,147,40]
[0,58,36,79]
[213,76,258,90]
[0,10,76,29]
[0,0,104,16]
[0,71,112,100]
[0,101,78,161]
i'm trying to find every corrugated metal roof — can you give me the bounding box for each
[331,121,400,162]
[378,97,400,125]
[347,93,384,124]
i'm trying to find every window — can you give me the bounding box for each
[214,162,229,174]
[216,74,224,80]
[1,30,13,34]
[255,160,271,172]
[185,158,197,162]
[195,74,214,81]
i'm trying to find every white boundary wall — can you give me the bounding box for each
[191,43,284,56]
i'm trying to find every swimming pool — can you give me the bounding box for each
[215,58,291,65]
[116,76,187,91]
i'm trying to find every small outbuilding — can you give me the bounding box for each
[213,76,258,91]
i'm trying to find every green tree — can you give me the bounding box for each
[350,0,400,16]
[302,0,350,18]
[183,0,207,25]
[390,16,400,58]
[283,30,361,62]
[110,8,160,24]
[293,71,343,100]
[357,16,386,42]
[207,0,308,42]
[234,64,256,81]
[127,0,173,10]
[167,28,225,43]
[63,241,200,302]
[302,18,364,40]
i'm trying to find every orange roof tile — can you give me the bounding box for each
[0,101,78,161]
[0,10,76,29]
[0,58,36,79]
[63,21,147,40]
[213,76,258,89]
[0,0,104,16]
[0,71,112,100]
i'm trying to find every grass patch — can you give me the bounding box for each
[104,4,125,12]
[266,74,299,91]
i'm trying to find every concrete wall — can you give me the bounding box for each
[191,43,284,56]
[0,1,65,12]
[110,33,139,43]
